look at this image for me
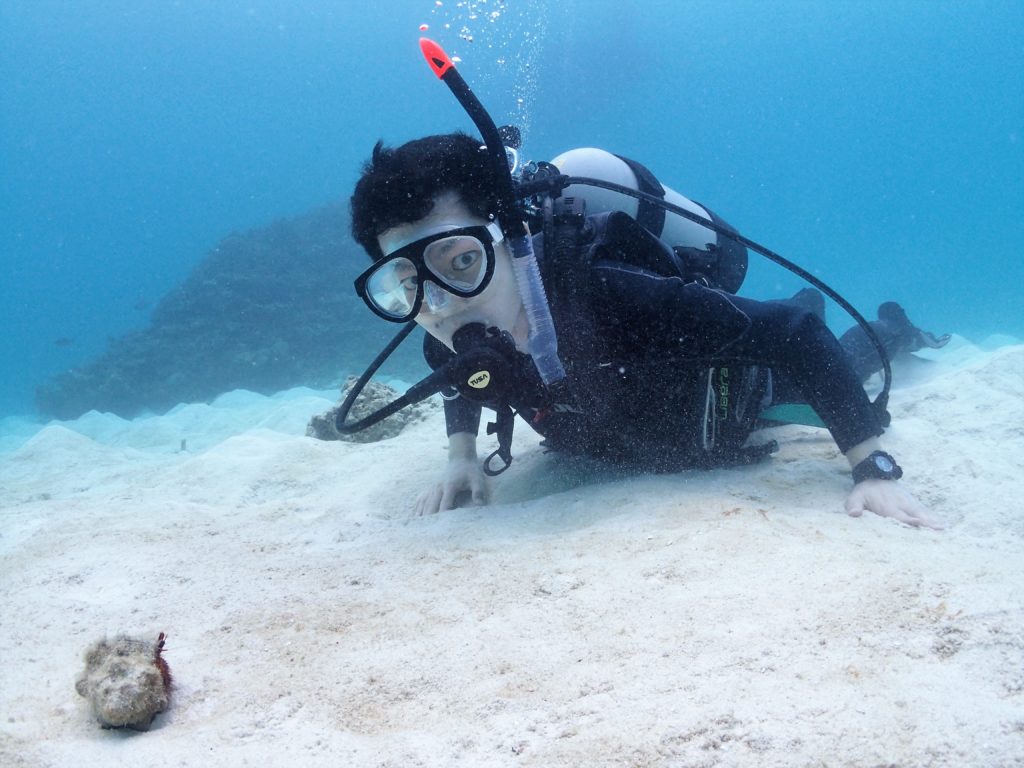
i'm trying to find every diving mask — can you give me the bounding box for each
[356,221,503,322]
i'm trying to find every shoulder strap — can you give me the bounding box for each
[614,154,666,238]
[592,210,686,279]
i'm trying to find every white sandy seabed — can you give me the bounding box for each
[1,336,1022,768]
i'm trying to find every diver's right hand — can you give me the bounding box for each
[413,457,489,516]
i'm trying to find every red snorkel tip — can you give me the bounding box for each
[419,37,454,79]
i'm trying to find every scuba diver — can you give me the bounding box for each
[340,40,948,526]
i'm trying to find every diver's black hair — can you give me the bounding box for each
[350,132,502,260]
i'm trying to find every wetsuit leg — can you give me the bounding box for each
[772,291,950,384]
[839,302,951,383]
[763,297,950,420]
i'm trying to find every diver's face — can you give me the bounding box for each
[376,192,527,351]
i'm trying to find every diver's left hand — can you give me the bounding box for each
[845,479,943,529]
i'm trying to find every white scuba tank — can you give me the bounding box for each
[551,147,716,247]
[549,147,747,292]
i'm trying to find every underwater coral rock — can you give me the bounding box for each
[35,203,426,419]
[307,377,439,443]
[75,633,172,731]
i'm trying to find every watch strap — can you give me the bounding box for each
[852,450,904,484]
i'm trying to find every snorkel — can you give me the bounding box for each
[335,40,565,475]
[420,38,566,387]
[335,39,567,452]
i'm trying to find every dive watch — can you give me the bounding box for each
[852,451,903,484]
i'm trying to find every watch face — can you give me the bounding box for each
[875,454,894,472]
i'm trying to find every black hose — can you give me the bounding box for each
[334,321,419,434]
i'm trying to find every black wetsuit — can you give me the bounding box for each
[425,215,886,471]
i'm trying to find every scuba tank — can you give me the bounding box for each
[545,147,748,293]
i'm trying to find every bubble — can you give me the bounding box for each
[419,23,429,31]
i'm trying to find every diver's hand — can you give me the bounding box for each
[845,479,943,529]
[413,457,489,516]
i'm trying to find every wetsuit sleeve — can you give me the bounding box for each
[423,333,482,437]
[591,264,883,453]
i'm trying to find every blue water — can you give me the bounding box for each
[2,0,1021,419]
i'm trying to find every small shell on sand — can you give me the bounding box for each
[75,633,172,731]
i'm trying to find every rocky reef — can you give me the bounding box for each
[307,377,439,443]
[36,204,426,419]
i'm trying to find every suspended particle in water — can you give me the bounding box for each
[436,0,443,5]
[452,55,462,63]
[419,23,429,31]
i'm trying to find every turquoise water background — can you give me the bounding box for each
[2,0,1021,419]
